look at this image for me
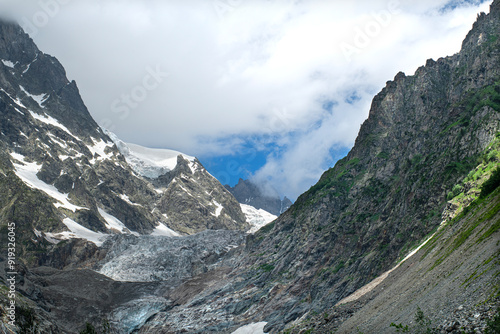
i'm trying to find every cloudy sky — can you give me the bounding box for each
[0,0,492,200]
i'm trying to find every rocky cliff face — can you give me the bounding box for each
[0,20,248,267]
[225,178,292,216]
[284,133,500,333]
[108,134,248,235]
[138,3,500,332]
[234,3,500,331]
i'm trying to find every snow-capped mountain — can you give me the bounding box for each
[0,20,277,333]
[104,132,250,234]
[106,131,195,179]
[0,21,248,258]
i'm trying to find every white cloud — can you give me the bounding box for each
[0,0,492,199]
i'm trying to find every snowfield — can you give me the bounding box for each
[241,204,277,233]
[106,130,195,179]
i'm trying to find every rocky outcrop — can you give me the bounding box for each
[155,157,248,234]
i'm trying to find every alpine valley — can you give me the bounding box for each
[0,1,499,334]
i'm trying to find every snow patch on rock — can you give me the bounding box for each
[0,88,27,109]
[212,200,224,217]
[19,85,48,108]
[10,152,87,212]
[28,110,75,137]
[58,217,108,246]
[88,138,114,163]
[42,218,107,246]
[98,208,138,236]
[150,222,180,237]
[231,322,268,334]
[1,59,15,68]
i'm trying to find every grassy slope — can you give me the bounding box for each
[336,188,499,333]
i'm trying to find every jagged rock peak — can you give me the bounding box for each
[462,0,500,52]
[0,19,106,141]
[0,20,39,64]
[492,0,500,14]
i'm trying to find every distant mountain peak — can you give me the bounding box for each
[225,178,292,216]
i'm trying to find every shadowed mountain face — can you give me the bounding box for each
[1,2,500,333]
